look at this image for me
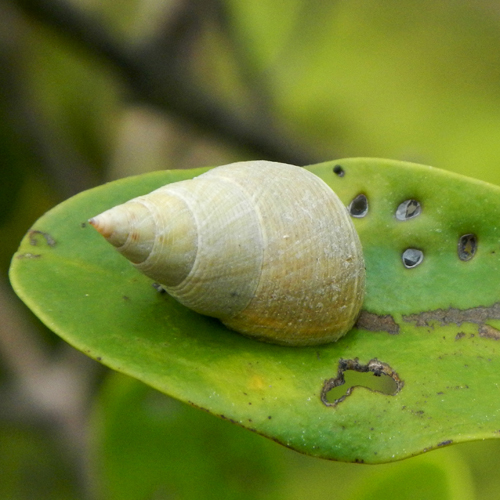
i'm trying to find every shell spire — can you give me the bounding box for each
[89,203,146,252]
[90,193,198,287]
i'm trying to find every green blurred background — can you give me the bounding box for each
[2,0,500,498]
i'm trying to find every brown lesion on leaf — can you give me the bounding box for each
[321,358,404,407]
[355,310,400,335]
[28,230,56,247]
[403,303,500,340]
[16,253,42,259]
[437,439,453,447]
[478,324,500,340]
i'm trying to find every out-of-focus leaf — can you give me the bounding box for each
[9,158,500,463]
[91,372,285,500]
[350,445,474,500]
[228,1,500,183]
[0,425,80,499]
[22,26,118,171]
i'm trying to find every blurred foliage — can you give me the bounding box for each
[3,0,500,498]
[91,373,284,500]
[22,26,119,171]
[0,425,80,499]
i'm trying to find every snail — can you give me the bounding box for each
[89,161,365,346]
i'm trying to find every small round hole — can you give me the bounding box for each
[458,234,477,261]
[396,199,421,221]
[348,194,368,218]
[333,165,345,177]
[402,248,424,268]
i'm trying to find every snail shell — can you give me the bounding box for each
[89,161,365,346]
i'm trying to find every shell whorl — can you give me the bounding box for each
[90,161,365,346]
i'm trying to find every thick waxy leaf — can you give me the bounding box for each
[9,158,500,463]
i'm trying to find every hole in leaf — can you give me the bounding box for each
[322,371,399,405]
[321,359,403,407]
[402,248,424,268]
[458,234,477,261]
[348,194,368,218]
[333,165,345,177]
[395,199,421,221]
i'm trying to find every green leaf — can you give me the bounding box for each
[9,158,500,463]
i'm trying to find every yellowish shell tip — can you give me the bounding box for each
[89,202,157,264]
[88,217,114,246]
[90,192,198,285]
[89,207,130,248]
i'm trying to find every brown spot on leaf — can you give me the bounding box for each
[356,310,400,335]
[16,253,41,259]
[478,324,500,340]
[404,303,500,340]
[28,230,56,247]
[404,303,500,327]
[437,440,453,447]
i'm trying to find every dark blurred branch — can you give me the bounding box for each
[10,0,318,165]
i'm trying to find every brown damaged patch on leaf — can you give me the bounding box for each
[321,358,404,407]
[355,310,400,335]
[437,439,453,447]
[16,253,42,259]
[404,303,500,327]
[478,325,500,340]
[28,230,56,247]
[403,303,500,339]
